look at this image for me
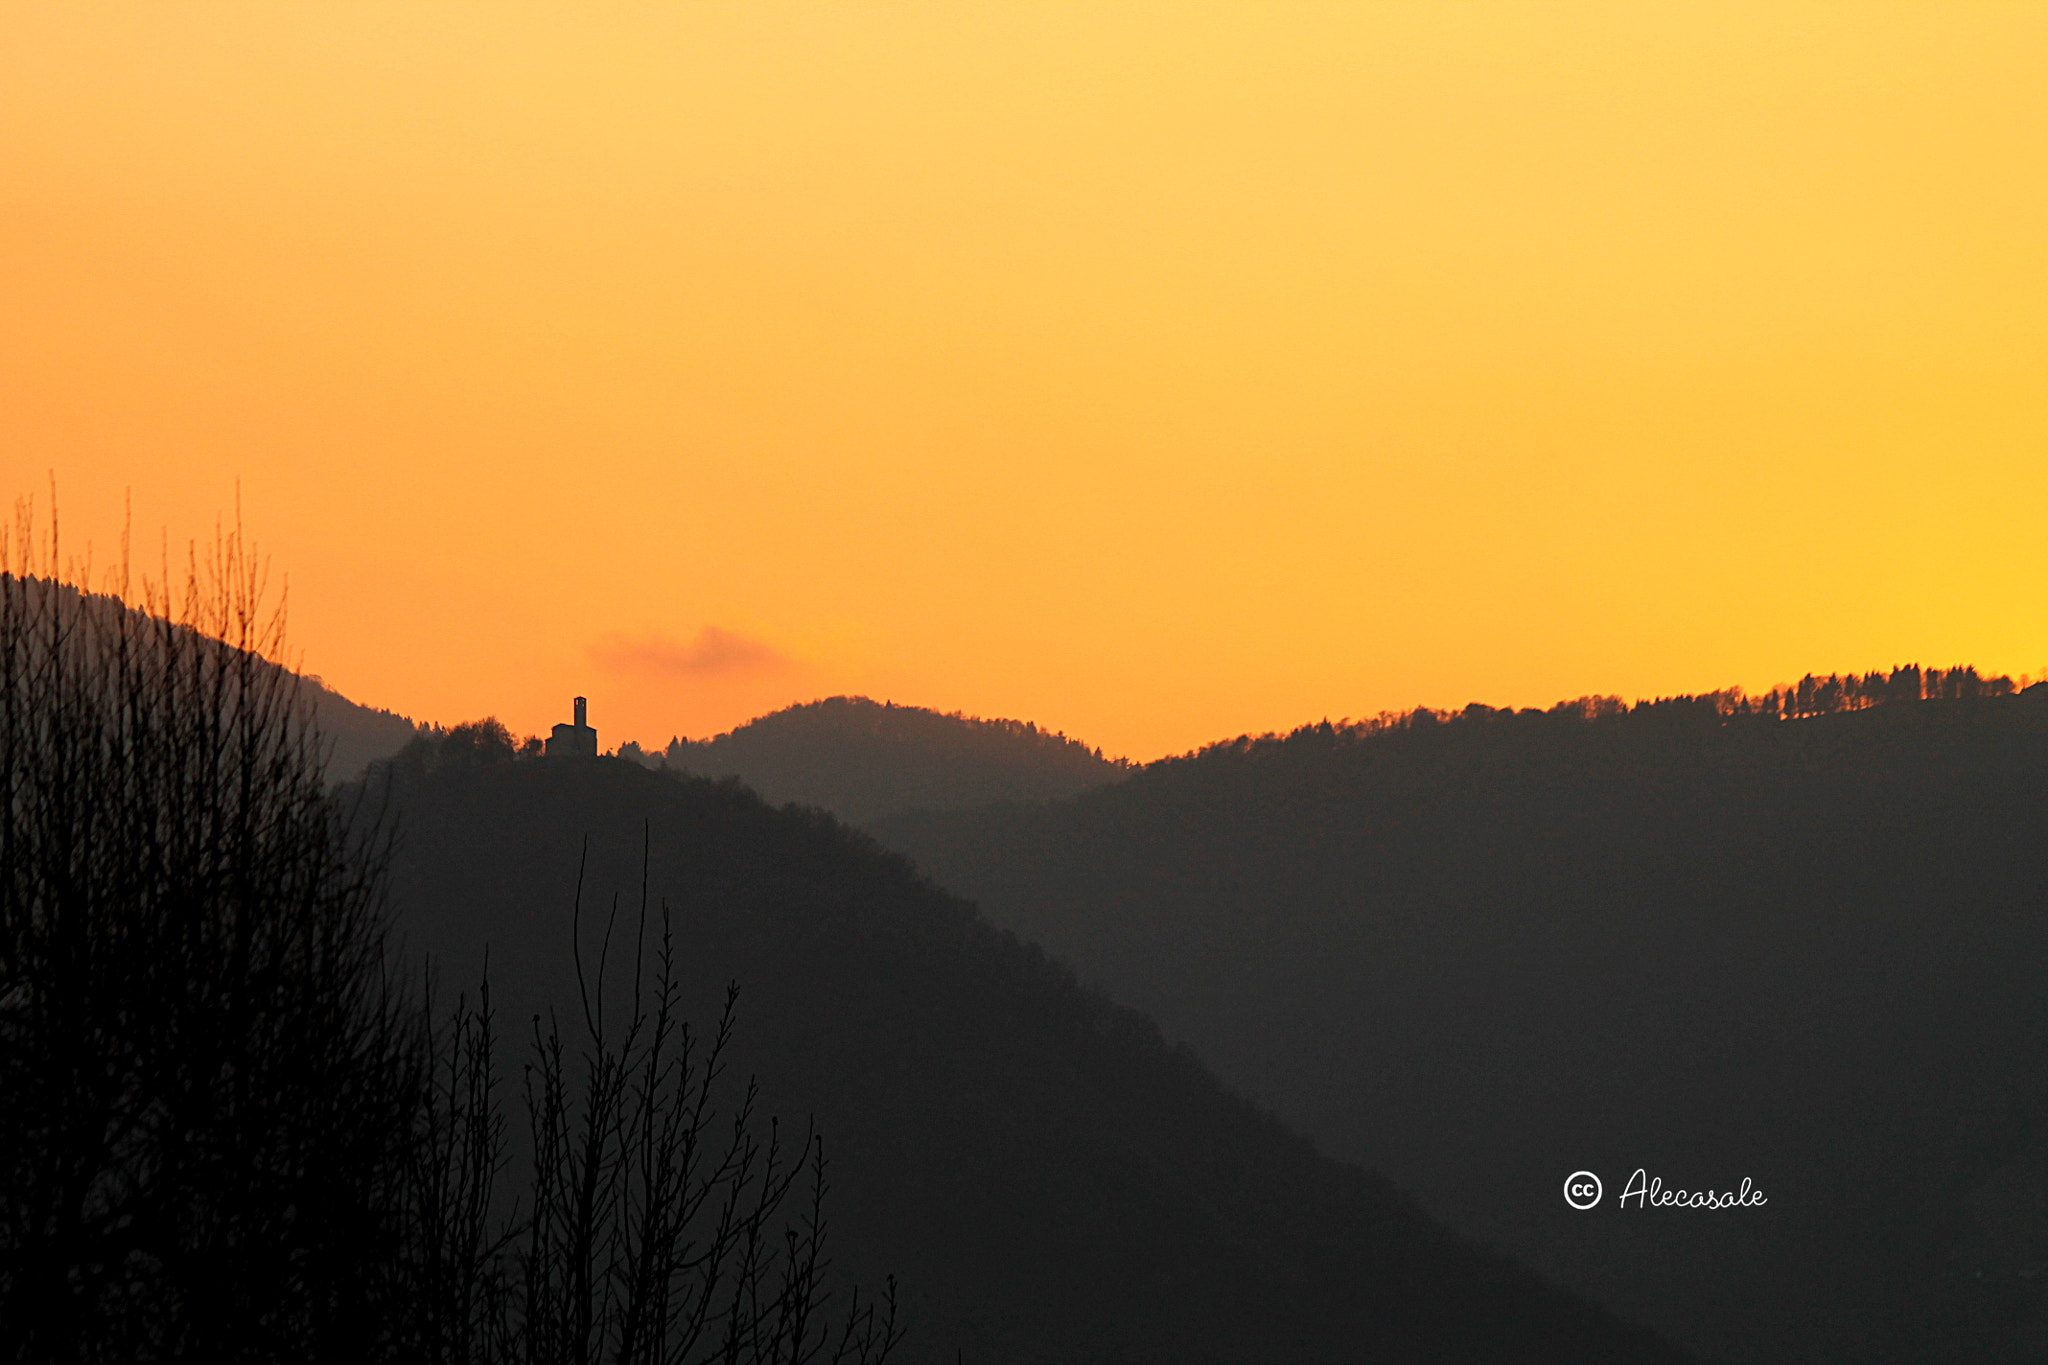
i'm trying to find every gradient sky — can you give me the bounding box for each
[4,2,2044,759]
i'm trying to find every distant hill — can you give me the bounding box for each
[872,679,2048,1364]
[643,696,1130,823]
[3,576,415,779]
[372,740,1688,1365]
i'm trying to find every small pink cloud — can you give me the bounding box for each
[590,626,789,679]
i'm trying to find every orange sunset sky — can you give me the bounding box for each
[4,3,2045,760]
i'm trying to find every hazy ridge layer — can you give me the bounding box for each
[2,576,415,779]
[874,687,2048,1365]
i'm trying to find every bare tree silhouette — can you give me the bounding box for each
[397,838,902,1365]
[1,500,900,1365]
[0,505,416,1362]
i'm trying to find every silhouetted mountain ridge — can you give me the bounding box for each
[873,673,2048,1364]
[639,695,1131,823]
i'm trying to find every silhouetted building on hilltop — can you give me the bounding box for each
[547,696,598,758]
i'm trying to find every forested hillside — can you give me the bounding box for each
[374,736,1687,1365]
[874,680,2048,1365]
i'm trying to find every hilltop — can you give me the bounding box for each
[639,695,1130,823]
